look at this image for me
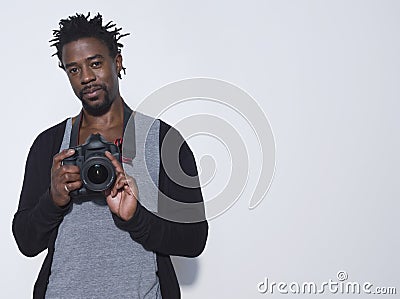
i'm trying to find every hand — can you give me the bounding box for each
[50,149,82,207]
[104,151,138,221]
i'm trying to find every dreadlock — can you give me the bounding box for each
[50,13,130,78]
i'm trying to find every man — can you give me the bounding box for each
[12,13,208,299]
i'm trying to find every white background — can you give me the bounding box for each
[1,1,399,298]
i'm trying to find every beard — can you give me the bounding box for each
[79,84,113,116]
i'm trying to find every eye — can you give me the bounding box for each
[91,61,102,68]
[69,67,79,74]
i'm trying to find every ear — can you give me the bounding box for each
[115,54,123,76]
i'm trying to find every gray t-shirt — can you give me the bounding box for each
[46,114,162,299]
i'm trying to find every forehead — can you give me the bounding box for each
[61,37,111,65]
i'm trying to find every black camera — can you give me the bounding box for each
[62,133,120,197]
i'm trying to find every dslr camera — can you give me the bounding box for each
[62,133,120,197]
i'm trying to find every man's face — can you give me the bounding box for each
[61,37,122,116]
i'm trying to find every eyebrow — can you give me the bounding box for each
[64,54,105,69]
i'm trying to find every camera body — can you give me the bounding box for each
[62,133,120,198]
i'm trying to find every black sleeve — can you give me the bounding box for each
[12,121,70,257]
[112,121,208,257]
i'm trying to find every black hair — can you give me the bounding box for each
[50,13,129,78]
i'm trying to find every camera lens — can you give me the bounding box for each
[81,156,116,192]
[87,164,108,184]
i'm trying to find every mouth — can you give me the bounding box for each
[80,85,104,100]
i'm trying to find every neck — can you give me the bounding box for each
[81,97,124,129]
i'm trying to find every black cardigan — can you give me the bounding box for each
[12,118,208,299]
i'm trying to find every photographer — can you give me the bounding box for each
[12,13,208,299]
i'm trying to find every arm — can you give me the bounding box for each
[110,122,208,257]
[12,121,80,257]
[12,130,65,257]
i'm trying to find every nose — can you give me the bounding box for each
[80,65,96,85]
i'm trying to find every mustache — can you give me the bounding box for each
[79,84,107,98]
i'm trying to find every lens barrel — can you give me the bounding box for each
[81,156,116,192]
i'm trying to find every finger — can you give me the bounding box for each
[120,174,136,193]
[53,149,75,169]
[123,176,135,195]
[112,181,131,197]
[123,183,133,196]
[66,180,83,192]
[110,173,127,197]
[104,188,111,198]
[60,172,81,183]
[116,177,136,197]
[115,173,129,188]
[64,184,70,194]
[105,151,124,173]
[59,165,81,175]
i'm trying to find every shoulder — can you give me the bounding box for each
[36,119,67,139]
[154,117,185,147]
[156,118,198,176]
[30,119,68,154]
[128,110,193,158]
[130,111,184,145]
